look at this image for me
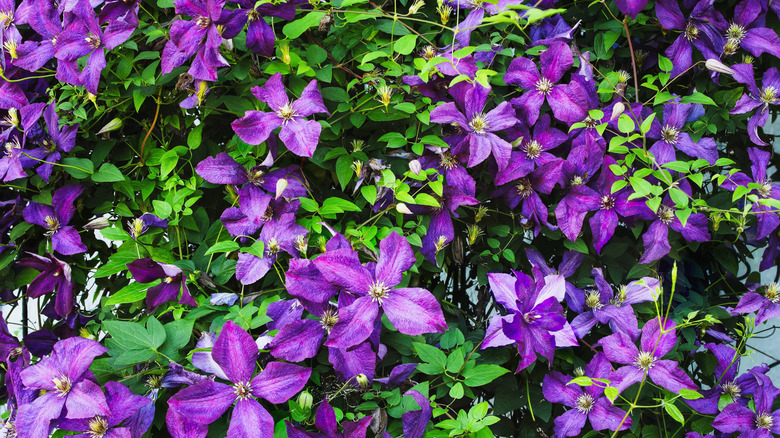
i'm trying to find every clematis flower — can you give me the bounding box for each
[398,390,433,438]
[732,63,780,146]
[528,15,580,47]
[287,398,372,438]
[161,0,243,81]
[17,252,74,318]
[712,373,780,437]
[655,0,727,77]
[128,212,168,240]
[733,282,780,325]
[570,269,659,340]
[0,137,26,182]
[646,102,718,165]
[58,381,150,438]
[26,103,78,181]
[16,337,109,438]
[126,258,197,311]
[314,231,447,349]
[12,0,66,73]
[542,353,631,437]
[235,213,307,285]
[525,248,586,312]
[721,147,779,239]
[232,73,330,157]
[54,0,135,94]
[686,343,768,414]
[505,41,586,125]
[403,46,478,102]
[481,272,577,372]
[100,0,140,25]
[23,184,87,255]
[409,184,478,265]
[717,0,780,59]
[505,113,568,175]
[429,82,517,171]
[167,320,311,437]
[232,0,298,56]
[596,317,697,393]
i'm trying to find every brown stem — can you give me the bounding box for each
[140,88,162,165]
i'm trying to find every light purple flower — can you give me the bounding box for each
[733,282,780,325]
[713,373,780,437]
[58,381,150,438]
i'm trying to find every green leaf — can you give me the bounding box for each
[678,389,703,400]
[640,113,656,134]
[393,34,418,55]
[205,240,239,255]
[99,227,131,242]
[449,382,464,399]
[322,197,361,213]
[617,114,635,133]
[414,193,440,207]
[62,157,94,179]
[664,402,685,424]
[681,92,717,106]
[567,376,594,386]
[161,319,194,358]
[462,364,509,386]
[283,12,326,39]
[91,163,125,183]
[159,149,179,179]
[604,386,619,404]
[188,124,203,149]
[105,280,157,306]
[393,102,416,114]
[413,342,446,371]
[104,319,166,352]
[658,55,673,72]
[629,176,653,196]
[335,155,354,190]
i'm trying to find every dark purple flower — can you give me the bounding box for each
[375,363,418,388]
[412,184,478,265]
[17,252,74,318]
[505,41,586,125]
[646,102,718,165]
[481,272,577,372]
[235,213,307,284]
[16,337,109,438]
[721,147,779,239]
[314,231,447,349]
[233,0,297,56]
[655,0,727,76]
[0,137,26,182]
[615,0,647,19]
[55,0,135,93]
[528,15,580,47]
[596,318,697,393]
[719,0,780,59]
[542,353,631,437]
[232,73,330,157]
[713,373,780,437]
[26,103,78,181]
[23,184,87,255]
[429,82,517,171]
[126,258,197,311]
[287,398,372,438]
[400,389,433,438]
[168,320,311,437]
[733,282,780,325]
[58,381,150,438]
[731,63,780,146]
[128,212,168,240]
[100,0,140,25]
[12,1,64,73]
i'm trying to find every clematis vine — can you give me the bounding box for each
[232,72,330,157]
[23,184,87,256]
[17,252,74,318]
[721,147,779,239]
[712,372,780,437]
[126,258,197,311]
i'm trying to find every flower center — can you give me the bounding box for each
[685,23,700,41]
[44,215,61,232]
[723,38,739,56]
[515,178,533,198]
[439,151,457,170]
[164,276,175,284]
[575,393,595,413]
[195,16,212,28]
[3,40,17,59]
[658,206,675,224]
[247,9,260,22]
[661,125,680,144]
[600,195,615,210]
[535,77,553,94]
[583,115,599,128]
[43,137,57,152]
[726,23,746,42]
[276,102,297,121]
[523,310,540,324]
[320,308,339,332]
[721,380,742,400]
[294,235,307,256]
[469,113,489,134]
[52,374,72,397]
[616,70,631,84]
[570,175,585,186]
[129,218,145,238]
[522,140,543,159]
[760,86,778,104]
[612,285,627,306]
[635,351,655,370]
[757,181,772,198]
[421,45,437,60]
[764,282,780,303]
[267,237,281,254]
[368,281,391,304]
[0,10,13,29]
[756,413,774,430]
[84,32,101,49]
[233,381,253,400]
[87,416,109,438]
[585,290,604,309]
[434,235,448,252]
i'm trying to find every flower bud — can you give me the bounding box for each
[408,0,425,14]
[275,178,288,199]
[83,217,110,230]
[705,58,736,75]
[409,159,422,175]
[297,391,313,411]
[97,118,123,135]
[610,102,625,121]
[396,203,413,215]
[356,373,370,389]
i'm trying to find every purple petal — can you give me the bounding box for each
[541,42,573,84]
[649,360,697,393]
[589,398,631,431]
[640,317,677,358]
[165,408,209,438]
[250,361,311,404]
[542,371,581,407]
[65,379,110,419]
[375,231,415,288]
[279,118,322,157]
[168,380,236,425]
[235,253,273,285]
[553,409,587,438]
[383,288,447,336]
[232,110,282,145]
[228,398,274,438]
[213,320,258,384]
[325,296,379,349]
[596,333,638,365]
[268,319,325,362]
[314,248,373,295]
[639,220,670,264]
[195,153,249,184]
[402,390,433,438]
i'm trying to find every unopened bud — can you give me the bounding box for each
[84,217,110,230]
[610,102,625,121]
[79,328,96,340]
[97,118,123,135]
[396,203,413,215]
[705,58,736,75]
[279,43,291,65]
[297,391,313,410]
[275,178,288,199]
[355,373,370,389]
[317,236,328,253]
[409,159,422,175]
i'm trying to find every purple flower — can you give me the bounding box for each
[128,212,168,240]
[233,0,297,56]
[542,353,631,437]
[17,252,74,318]
[26,103,78,182]
[646,102,718,165]
[429,82,517,171]
[411,184,478,265]
[713,373,780,437]
[721,147,780,239]
[12,1,62,72]
[481,272,577,372]
[58,381,150,438]
[55,1,135,94]
[732,63,780,145]
[287,398,372,438]
[168,320,311,437]
[505,41,586,125]
[100,0,140,25]
[126,258,197,311]
[235,213,307,285]
[719,0,780,60]
[655,0,727,77]
[16,337,109,438]
[232,73,330,158]
[733,282,780,325]
[23,184,87,256]
[615,0,647,19]
[0,137,26,182]
[525,248,586,312]
[596,318,697,393]
[314,231,447,349]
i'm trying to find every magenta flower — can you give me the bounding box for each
[542,353,631,437]
[233,0,298,56]
[646,102,718,165]
[126,258,197,311]
[732,63,780,146]
[27,103,78,182]
[429,82,517,171]
[16,337,109,438]
[596,318,697,393]
[713,373,780,437]
[168,321,311,437]
[23,184,87,256]
[655,0,726,77]
[235,213,307,285]
[17,252,74,318]
[232,73,330,158]
[314,231,447,349]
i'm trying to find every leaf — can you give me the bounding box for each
[283,12,326,39]
[205,240,239,255]
[462,364,509,386]
[567,376,594,386]
[617,114,635,133]
[104,319,166,352]
[99,227,131,242]
[664,402,685,424]
[322,197,361,213]
[160,149,179,179]
[415,193,440,207]
[393,35,418,55]
[678,389,703,400]
[62,157,94,179]
[449,382,464,399]
[681,93,717,106]
[335,154,353,190]
[188,124,203,149]
[92,163,125,183]
[361,185,377,205]
[658,55,673,72]
[413,342,446,371]
[604,386,619,404]
[105,280,157,306]
[161,319,194,359]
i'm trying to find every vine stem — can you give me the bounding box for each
[623,19,640,103]
[140,88,163,165]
